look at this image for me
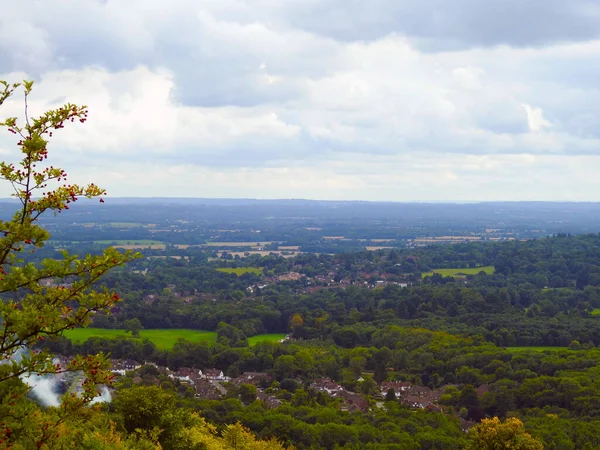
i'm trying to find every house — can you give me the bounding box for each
[195,380,221,400]
[407,385,432,398]
[403,395,433,409]
[380,381,411,398]
[171,367,201,384]
[257,392,282,409]
[109,359,125,376]
[203,369,228,381]
[310,378,343,395]
[338,391,369,412]
[111,359,141,375]
[123,360,141,371]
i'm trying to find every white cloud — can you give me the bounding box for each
[1,1,600,200]
[522,104,552,132]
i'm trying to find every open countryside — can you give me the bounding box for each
[421,265,495,278]
[64,328,285,350]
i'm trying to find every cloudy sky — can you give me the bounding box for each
[1,0,600,201]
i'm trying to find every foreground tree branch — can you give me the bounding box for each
[0,79,140,448]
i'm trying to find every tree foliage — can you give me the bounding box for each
[0,80,139,448]
[465,417,543,450]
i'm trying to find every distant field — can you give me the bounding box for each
[203,241,273,247]
[216,267,264,276]
[95,239,161,244]
[505,346,567,352]
[421,266,495,278]
[115,245,165,250]
[64,328,285,349]
[592,309,600,316]
[105,222,144,228]
[357,239,395,243]
[226,251,298,259]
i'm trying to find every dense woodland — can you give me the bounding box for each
[33,233,600,448]
[84,233,600,347]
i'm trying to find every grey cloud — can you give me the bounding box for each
[3,0,600,183]
[266,0,600,49]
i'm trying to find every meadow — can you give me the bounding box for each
[592,308,600,316]
[64,328,285,350]
[421,266,495,278]
[216,267,264,276]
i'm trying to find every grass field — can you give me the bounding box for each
[248,334,287,345]
[64,328,285,349]
[505,346,567,352]
[64,328,217,349]
[216,267,264,276]
[421,266,495,278]
[592,309,600,316]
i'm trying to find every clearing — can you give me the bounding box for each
[64,328,286,350]
[421,266,495,278]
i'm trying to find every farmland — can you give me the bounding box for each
[216,267,264,276]
[421,266,495,278]
[63,328,285,350]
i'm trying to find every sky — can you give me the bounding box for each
[1,1,600,202]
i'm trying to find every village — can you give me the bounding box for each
[102,357,486,420]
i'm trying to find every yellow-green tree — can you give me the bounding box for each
[0,80,139,448]
[465,417,544,450]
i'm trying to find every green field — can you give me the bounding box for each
[421,266,495,278]
[505,346,567,352]
[64,328,285,349]
[216,267,264,276]
[248,334,287,345]
[592,308,600,316]
[105,222,144,228]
